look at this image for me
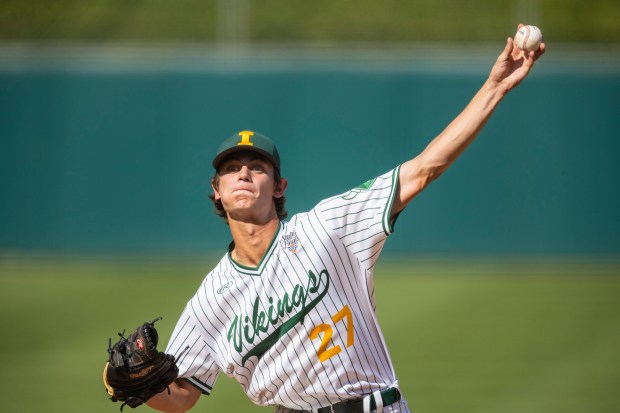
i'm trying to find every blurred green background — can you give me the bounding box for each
[1,0,619,43]
[1,256,619,413]
[1,1,619,412]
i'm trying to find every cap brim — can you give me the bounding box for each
[212,146,279,171]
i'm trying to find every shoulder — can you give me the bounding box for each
[319,168,399,208]
[190,254,233,296]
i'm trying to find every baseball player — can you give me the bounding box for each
[146,33,545,413]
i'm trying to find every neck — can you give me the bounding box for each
[228,217,280,267]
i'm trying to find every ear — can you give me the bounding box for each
[211,178,221,201]
[273,177,288,199]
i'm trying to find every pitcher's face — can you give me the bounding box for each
[212,153,285,222]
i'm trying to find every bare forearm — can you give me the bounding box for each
[419,79,505,178]
[146,379,201,413]
[392,34,544,216]
[394,80,505,212]
[421,31,546,173]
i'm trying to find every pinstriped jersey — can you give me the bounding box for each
[165,166,410,412]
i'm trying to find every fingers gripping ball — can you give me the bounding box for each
[103,317,179,411]
[514,25,543,52]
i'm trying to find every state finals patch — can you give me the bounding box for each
[280,230,301,254]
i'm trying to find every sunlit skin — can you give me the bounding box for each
[146,25,545,413]
[212,153,288,267]
[393,31,545,219]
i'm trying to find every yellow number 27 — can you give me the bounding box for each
[309,304,355,362]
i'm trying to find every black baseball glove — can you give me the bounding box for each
[103,317,179,411]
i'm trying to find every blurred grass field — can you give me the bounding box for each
[1,254,619,413]
[1,0,619,43]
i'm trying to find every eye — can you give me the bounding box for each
[221,163,240,173]
[247,160,268,172]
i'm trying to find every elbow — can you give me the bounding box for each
[398,156,448,207]
[414,165,445,192]
[426,167,446,185]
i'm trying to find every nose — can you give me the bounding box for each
[238,165,251,181]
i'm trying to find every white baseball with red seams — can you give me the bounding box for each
[514,25,543,52]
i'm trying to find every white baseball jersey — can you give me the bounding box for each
[166,166,410,412]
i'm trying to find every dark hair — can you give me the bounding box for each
[209,166,288,223]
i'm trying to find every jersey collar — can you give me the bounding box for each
[227,221,283,276]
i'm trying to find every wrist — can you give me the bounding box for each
[483,79,508,104]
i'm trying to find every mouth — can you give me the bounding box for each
[233,188,254,194]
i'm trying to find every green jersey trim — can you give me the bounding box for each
[227,221,283,276]
[382,165,400,236]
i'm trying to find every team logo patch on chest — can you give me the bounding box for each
[280,230,301,254]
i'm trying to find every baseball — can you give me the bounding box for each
[514,25,543,52]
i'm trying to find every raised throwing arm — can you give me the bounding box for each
[392,28,545,219]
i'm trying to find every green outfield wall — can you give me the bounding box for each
[1,47,618,254]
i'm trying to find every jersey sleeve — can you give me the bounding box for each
[317,166,400,264]
[165,305,220,395]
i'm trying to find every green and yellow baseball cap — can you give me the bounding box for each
[212,130,281,172]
